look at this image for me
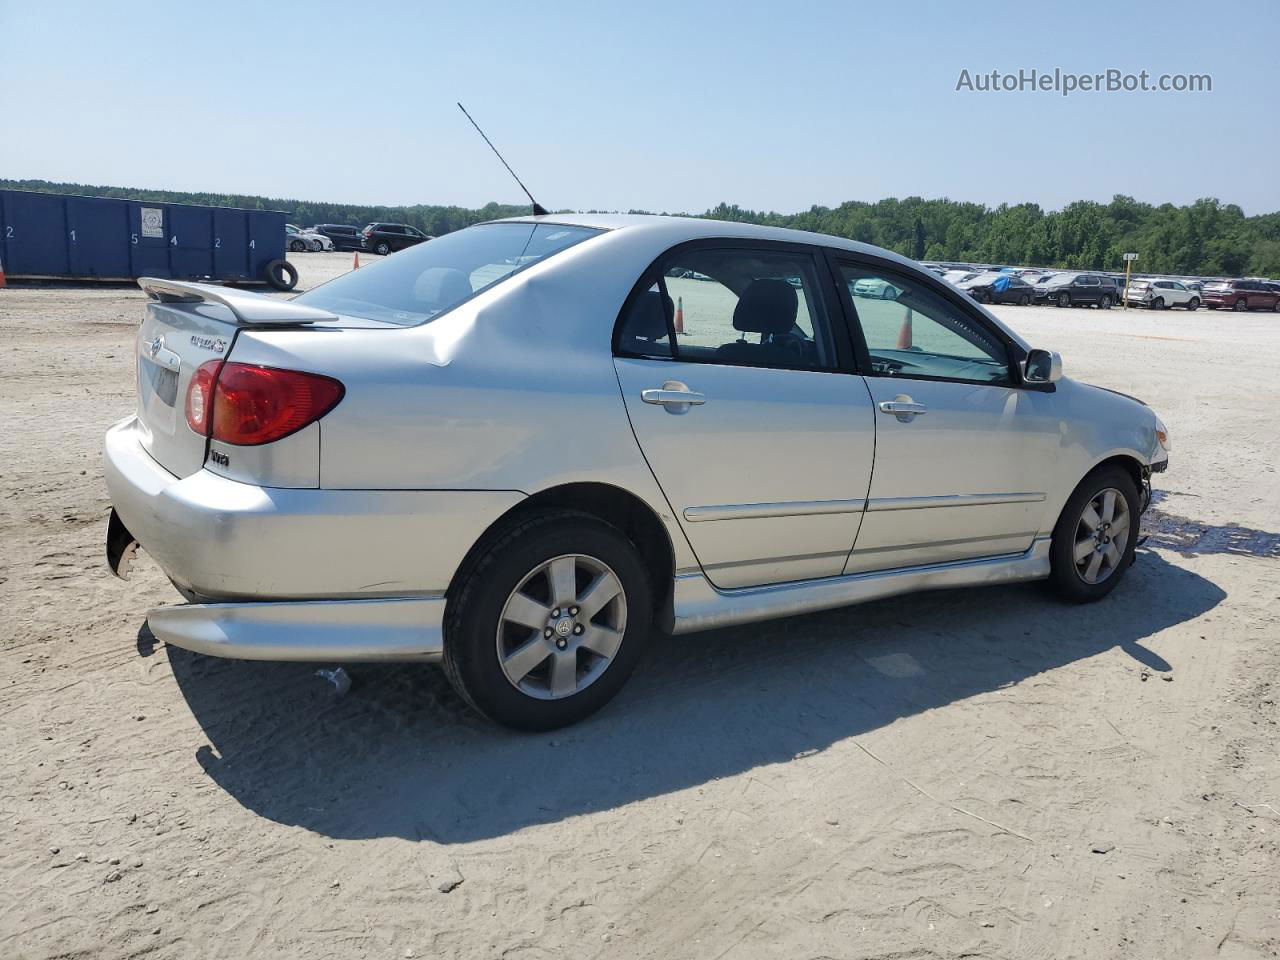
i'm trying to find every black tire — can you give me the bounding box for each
[1186,297,1199,311]
[289,239,306,252]
[1099,295,1112,310]
[442,510,653,730]
[1048,465,1140,603]
[1056,292,1070,308]
[1149,297,1163,310]
[1233,298,1248,312]
[374,240,392,256]
[263,258,298,291]
[1273,299,1280,313]
[1019,294,1031,306]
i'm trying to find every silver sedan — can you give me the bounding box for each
[104,215,1170,729]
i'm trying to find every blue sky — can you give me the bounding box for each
[4,0,1277,213]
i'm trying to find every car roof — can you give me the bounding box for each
[491,213,921,266]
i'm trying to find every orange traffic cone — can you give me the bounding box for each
[0,257,7,288]
[352,251,360,270]
[895,308,913,349]
[674,295,684,334]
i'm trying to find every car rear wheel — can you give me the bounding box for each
[374,240,391,256]
[1099,295,1112,309]
[1019,294,1030,306]
[1187,297,1199,311]
[443,510,653,730]
[1056,292,1070,308]
[1273,298,1280,313]
[1234,298,1248,312]
[1048,466,1140,603]
[1150,296,1164,310]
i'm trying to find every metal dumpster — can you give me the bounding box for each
[0,190,291,288]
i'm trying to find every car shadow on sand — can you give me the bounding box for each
[161,549,1223,844]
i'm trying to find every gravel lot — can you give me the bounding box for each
[2,252,1278,959]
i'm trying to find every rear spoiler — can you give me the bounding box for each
[138,277,337,325]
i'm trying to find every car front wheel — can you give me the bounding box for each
[443,510,653,730]
[1234,298,1248,312]
[1186,297,1199,311]
[1056,292,1070,308]
[1048,466,1140,603]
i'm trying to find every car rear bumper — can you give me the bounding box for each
[103,414,523,598]
[147,596,444,662]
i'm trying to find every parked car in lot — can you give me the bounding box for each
[362,222,432,256]
[284,224,334,253]
[104,215,1169,729]
[850,276,902,299]
[1125,279,1200,310]
[312,224,365,252]
[957,272,1036,305]
[1200,279,1280,312]
[942,269,981,286]
[1034,272,1119,308]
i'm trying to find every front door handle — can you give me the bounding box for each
[879,398,927,422]
[641,381,706,414]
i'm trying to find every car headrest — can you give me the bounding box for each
[733,279,798,335]
[413,267,473,310]
[629,290,675,340]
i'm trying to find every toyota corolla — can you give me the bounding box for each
[105,215,1170,729]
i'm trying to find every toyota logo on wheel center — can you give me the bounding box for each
[553,617,574,638]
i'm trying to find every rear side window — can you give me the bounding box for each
[296,222,600,325]
[616,246,836,371]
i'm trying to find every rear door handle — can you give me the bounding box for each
[879,400,927,421]
[641,381,706,414]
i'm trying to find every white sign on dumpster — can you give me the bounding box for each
[140,207,164,239]
[1123,252,1139,261]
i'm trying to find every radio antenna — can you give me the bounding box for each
[457,102,549,216]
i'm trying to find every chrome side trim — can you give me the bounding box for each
[138,277,338,325]
[866,492,1046,512]
[147,596,445,662]
[684,499,867,522]
[666,537,1052,634]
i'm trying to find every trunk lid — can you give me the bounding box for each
[133,278,342,478]
[134,301,238,478]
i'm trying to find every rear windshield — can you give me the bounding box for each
[296,222,601,325]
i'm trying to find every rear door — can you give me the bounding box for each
[613,241,875,588]
[833,258,1058,572]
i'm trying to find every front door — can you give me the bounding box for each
[613,242,875,589]
[834,259,1059,573]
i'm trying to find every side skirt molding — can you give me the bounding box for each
[665,536,1052,634]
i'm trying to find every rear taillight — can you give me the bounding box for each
[185,360,222,437]
[185,361,344,446]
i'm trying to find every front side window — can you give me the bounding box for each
[616,247,835,371]
[296,222,600,325]
[839,264,1010,385]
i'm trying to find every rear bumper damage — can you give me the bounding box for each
[103,415,521,662]
[147,596,444,662]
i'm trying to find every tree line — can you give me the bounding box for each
[5,179,1278,277]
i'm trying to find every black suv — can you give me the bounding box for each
[361,223,432,256]
[312,224,364,252]
[1034,272,1119,309]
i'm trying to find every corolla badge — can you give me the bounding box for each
[189,334,227,354]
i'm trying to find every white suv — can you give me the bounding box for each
[1126,279,1200,310]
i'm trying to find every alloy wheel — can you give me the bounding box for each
[496,554,628,700]
[1073,487,1130,585]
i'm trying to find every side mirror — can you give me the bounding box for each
[1024,348,1063,384]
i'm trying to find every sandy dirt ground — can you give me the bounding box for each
[2,252,1278,960]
